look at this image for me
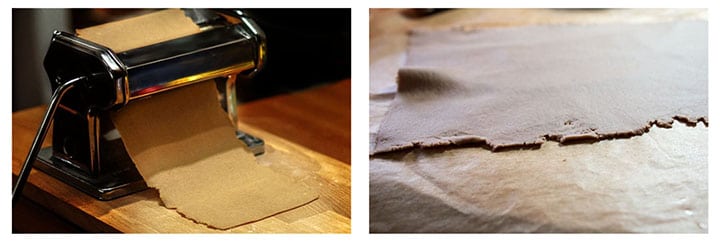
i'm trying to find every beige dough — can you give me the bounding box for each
[111,82,317,229]
[77,9,200,52]
[369,9,708,233]
[373,21,707,154]
[78,8,317,230]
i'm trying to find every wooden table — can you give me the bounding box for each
[12,79,351,233]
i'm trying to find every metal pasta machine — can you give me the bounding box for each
[12,9,266,203]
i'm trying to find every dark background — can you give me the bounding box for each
[12,8,350,111]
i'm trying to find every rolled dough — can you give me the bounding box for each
[111,82,317,229]
[78,9,318,229]
[369,8,708,234]
[373,21,707,154]
[76,9,201,52]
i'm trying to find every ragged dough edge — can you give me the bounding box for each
[371,116,708,155]
[168,196,319,231]
[154,173,319,231]
[373,69,708,155]
[375,21,709,156]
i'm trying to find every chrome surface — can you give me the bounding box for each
[48,31,128,108]
[34,9,267,200]
[12,76,84,206]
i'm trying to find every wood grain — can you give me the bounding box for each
[12,81,350,233]
[238,79,351,164]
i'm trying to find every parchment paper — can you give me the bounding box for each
[369,9,708,233]
[373,21,707,154]
[371,124,707,232]
[112,82,317,229]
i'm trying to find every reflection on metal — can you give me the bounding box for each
[22,9,267,201]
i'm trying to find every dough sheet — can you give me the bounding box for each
[77,9,201,52]
[373,21,707,154]
[77,9,318,229]
[112,82,317,229]
[369,9,708,233]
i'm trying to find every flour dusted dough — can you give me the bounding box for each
[373,21,707,154]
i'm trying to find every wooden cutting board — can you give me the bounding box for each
[11,105,351,233]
